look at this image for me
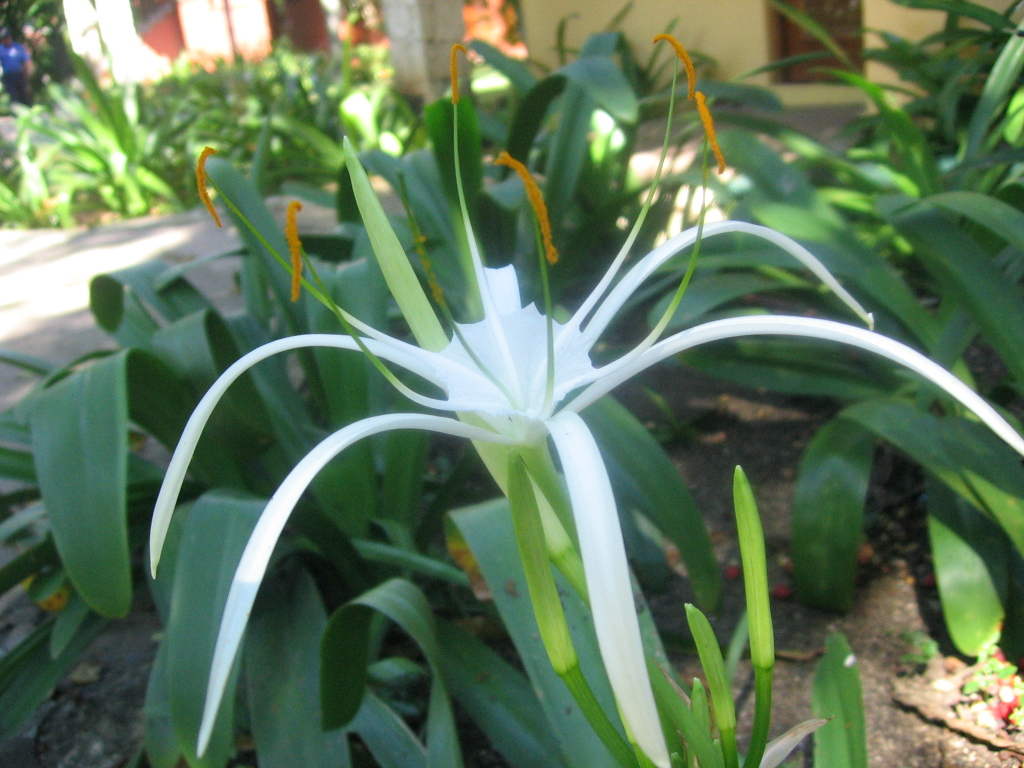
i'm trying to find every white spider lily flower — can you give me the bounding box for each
[149,207,1024,765]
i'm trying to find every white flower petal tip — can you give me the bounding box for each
[546,412,671,768]
[759,718,830,768]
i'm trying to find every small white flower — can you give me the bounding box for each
[153,150,1024,766]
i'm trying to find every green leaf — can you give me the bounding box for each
[505,75,567,164]
[843,397,1024,559]
[812,633,867,768]
[544,82,594,251]
[246,564,351,768]
[887,0,1011,31]
[792,418,876,612]
[349,692,427,768]
[925,191,1024,256]
[680,337,903,401]
[559,56,638,125]
[685,605,738,768]
[437,621,567,768]
[0,613,107,737]
[0,348,52,375]
[885,199,1024,384]
[341,139,447,351]
[49,591,92,659]
[926,479,1008,656]
[645,657,724,768]
[144,644,182,768]
[448,498,619,768]
[581,397,721,609]
[469,40,538,94]
[0,443,36,482]
[204,157,305,335]
[164,492,263,768]
[966,16,1024,160]
[320,578,463,768]
[0,537,59,597]
[693,80,783,113]
[829,72,940,196]
[30,353,131,618]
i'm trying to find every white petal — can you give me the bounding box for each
[565,315,1024,459]
[484,265,523,315]
[759,718,829,768]
[546,412,671,768]
[196,413,516,756]
[573,221,872,350]
[149,334,465,577]
[440,305,596,416]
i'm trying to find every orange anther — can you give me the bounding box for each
[695,92,727,174]
[196,147,222,228]
[654,34,696,101]
[495,151,558,265]
[451,43,468,104]
[286,200,303,301]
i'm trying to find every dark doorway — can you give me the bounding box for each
[773,0,863,82]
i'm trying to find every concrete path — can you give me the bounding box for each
[0,198,336,412]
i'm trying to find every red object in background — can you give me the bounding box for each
[463,0,527,59]
[993,695,1019,722]
[724,564,741,581]
[771,583,794,600]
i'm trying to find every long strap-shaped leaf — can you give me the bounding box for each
[321,578,463,768]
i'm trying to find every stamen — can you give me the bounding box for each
[495,151,558,265]
[286,200,303,302]
[196,147,222,228]
[695,92,727,174]
[654,34,696,101]
[451,43,468,104]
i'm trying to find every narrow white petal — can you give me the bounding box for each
[573,221,872,351]
[484,265,523,315]
[196,413,516,756]
[565,316,1024,458]
[149,334,464,578]
[546,412,671,768]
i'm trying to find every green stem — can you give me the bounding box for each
[743,666,773,768]
[508,453,638,767]
[562,664,641,768]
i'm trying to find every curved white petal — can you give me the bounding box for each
[149,334,472,577]
[565,315,1024,458]
[546,411,671,768]
[196,413,517,756]
[569,221,872,352]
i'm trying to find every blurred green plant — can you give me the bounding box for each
[647,0,1024,658]
[0,43,420,228]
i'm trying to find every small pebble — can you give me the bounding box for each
[69,663,101,685]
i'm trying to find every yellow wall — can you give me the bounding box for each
[518,0,1016,105]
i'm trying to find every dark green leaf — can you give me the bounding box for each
[926,479,1008,655]
[246,564,351,768]
[448,498,619,768]
[437,621,567,768]
[792,418,876,612]
[164,492,263,768]
[30,353,131,618]
[812,633,867,768]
